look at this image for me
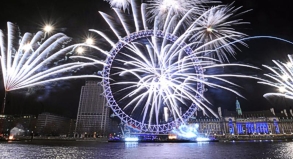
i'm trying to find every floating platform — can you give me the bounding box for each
[108,138,219,143]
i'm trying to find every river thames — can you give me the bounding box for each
[0,140,293,159]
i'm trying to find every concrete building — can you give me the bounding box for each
[36,112,71,136]
[75,81,110,138]
[68,119,76,137]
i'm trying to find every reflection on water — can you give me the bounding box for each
[125,142,139,148]
[0,141,293,159]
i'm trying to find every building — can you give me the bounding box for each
[68,119,76,137]
[36,112,71,136]
[276,109,293,134]
[75,81,110,138]
[0,114,37,136]
[188,99,293,136]
[188,110,222,136]
[0,114,14,136]
[221,109,280,135]
[13,115,37,135]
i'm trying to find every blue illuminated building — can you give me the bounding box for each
[188,99,293,136]
[220,103,286,135]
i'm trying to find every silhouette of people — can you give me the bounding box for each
[30,131,34,141]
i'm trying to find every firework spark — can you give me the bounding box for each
[191,3,250,63]
[147,0,214,23]
[147,1,249,63]
[104,0,131,11]
[258,54,293,100]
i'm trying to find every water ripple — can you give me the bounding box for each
[0,141,293,159]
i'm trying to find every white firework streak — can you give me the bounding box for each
[190,3,250,63]
[104,0,131,11]
[93,0,259,132]
[258,54,293,100]
[146,0,217,24]
[0,22,105,92]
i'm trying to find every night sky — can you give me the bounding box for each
[1,0,293,118]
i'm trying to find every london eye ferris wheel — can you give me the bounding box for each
[94,0,255,133]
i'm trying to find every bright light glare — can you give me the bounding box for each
[159,76,170,89]
[105,0,130,11]
[164,107,169,122]
[171,124,199,138]
[124,137,139,142]
[85,38,94,45]
[76,47,85,54]
[22,44,31,51]
[279,86,286,93]
[161,0,180,10]
[184,132,197,138]
[196,137,210,142]
[287,62,293,67]
[282,74,289,81]
[8,135,13,140]
[44,25,53,32]
[207,27,213,32]
[168,135,177,139]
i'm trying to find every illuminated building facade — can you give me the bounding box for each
[188,110,222,135]
[277,109,293,134]
[221,109,281,135]
[75,81,110,137]
[188,99,293,136]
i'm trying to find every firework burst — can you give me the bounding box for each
[146,1,249,63]
[258,54,293,100]
[0,22,104,113]
[146,0,214,23]
[104,0,131,11]
[92,0,256,132]
[191,3,250,63]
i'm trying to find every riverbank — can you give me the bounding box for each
[12,136,108,142]
[216,134,293,142]
[4,135,293,143]
[2,139,293,158]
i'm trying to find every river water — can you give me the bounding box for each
[0,140,293,159]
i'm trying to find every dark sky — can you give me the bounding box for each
[1,0,293,118]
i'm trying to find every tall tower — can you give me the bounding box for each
[236,97,242,115]
[75,81,109,137]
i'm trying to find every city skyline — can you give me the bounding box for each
[1,0,293,118]
[1,1,293,158]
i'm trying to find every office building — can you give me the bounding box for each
[75,81,110,137]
